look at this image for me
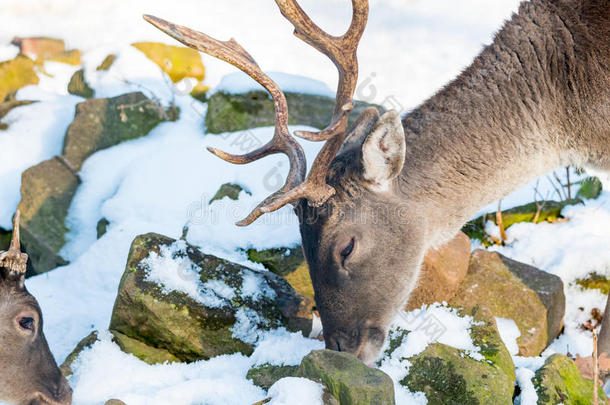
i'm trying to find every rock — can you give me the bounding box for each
[209,183,249,203]
[246,246,305,277]
[0,55,39,102]
[111,330,178,365]
[533,354,608,405]
[18,156,77,274]
[0,100,36,130]
[247,364,300,390]
[205,91,382,134]
[132,42,205,83]
[284,262,315,322]
[10,37,81,65]
[46,49,82,66]
[97,218,110,239]
[450,250,565,356]
[462,199,583,244]
[400,307,516,405]
[298,350,395,405]
[18,93,175,274]
[109,233,311,363]
[405,232,471,311]
[105,400,127,405]
[62,92,177,171]
[67,69,94,98]
[60,331,99,377]
[97,54,117,71]
[577,177,603,200]
[498,254,566,348]
[11,37,65,59]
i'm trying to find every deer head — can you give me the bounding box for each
[145,0,419,364]
[0,211,72,405]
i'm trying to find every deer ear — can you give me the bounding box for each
[361,110,406,191]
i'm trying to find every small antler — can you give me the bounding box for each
[144,0,369,225]
[0,210,28,274]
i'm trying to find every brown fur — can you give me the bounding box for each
[299,0,610,363]
[0,267,71,404]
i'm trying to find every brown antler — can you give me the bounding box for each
[0,210,28,274]
[144,0,368,226]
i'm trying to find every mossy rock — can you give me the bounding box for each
[209,183,249,203]
[18,157,77,275]
[245,246,305,277]
[533,354,608,404]
[97,218,110,239]
[67,69,94,98]
[205,91,382,134]
[450,250,565,356]
[97,54,117,71]
[109,233,311,363]
[462,199,582,244]
[60,331,99,377]
[247,364,300,390]
[283,262,315,322]
[0,55,39,102]
[575,272,610,295]
[576,177,603,200]
[62,91,178,171]
[298,350,395,405]
[0,100,36,130]
[400,307,515,405]
[132,42,205,83]
[112,330,179,365]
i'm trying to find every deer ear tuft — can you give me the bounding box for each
[361,110,406,191]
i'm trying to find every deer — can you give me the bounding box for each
[145,0,610,367]
[0,211,72,405]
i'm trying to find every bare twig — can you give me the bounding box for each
[496,200,507,244]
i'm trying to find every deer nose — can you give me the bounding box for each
[31,377,72,405]
[326,329,361,354]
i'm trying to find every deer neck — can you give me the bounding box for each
[397,0,610,248]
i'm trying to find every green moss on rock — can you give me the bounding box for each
[112,330,179,365]
[533,354,608,405]
[18,156,77,275]
[575,272,610,295]
[109,233,311,363]
[245,246,305,277]
[68,69,94,98]
[62,92,177,171]
[97,54,117,71]
[60,331,99,377]
[209,183,249,203]
[576,177,603,200]
[246,364,300,390]
[298,350,395,405]
[462,199,583,244]
[450,250,564,356]
[205,91,382,134]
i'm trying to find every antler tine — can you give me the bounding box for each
[144,15,307,208]
[275,0,368,142]
[0,210,28,274]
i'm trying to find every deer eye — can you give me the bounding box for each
[340,238,355,263]
[18,316,35,332]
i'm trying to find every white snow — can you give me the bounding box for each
[496,317,521,356]
[214,71,334,97]
[1,0,608,404]
[267,377,324,405]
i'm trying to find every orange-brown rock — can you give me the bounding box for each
[405,231,471,311]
